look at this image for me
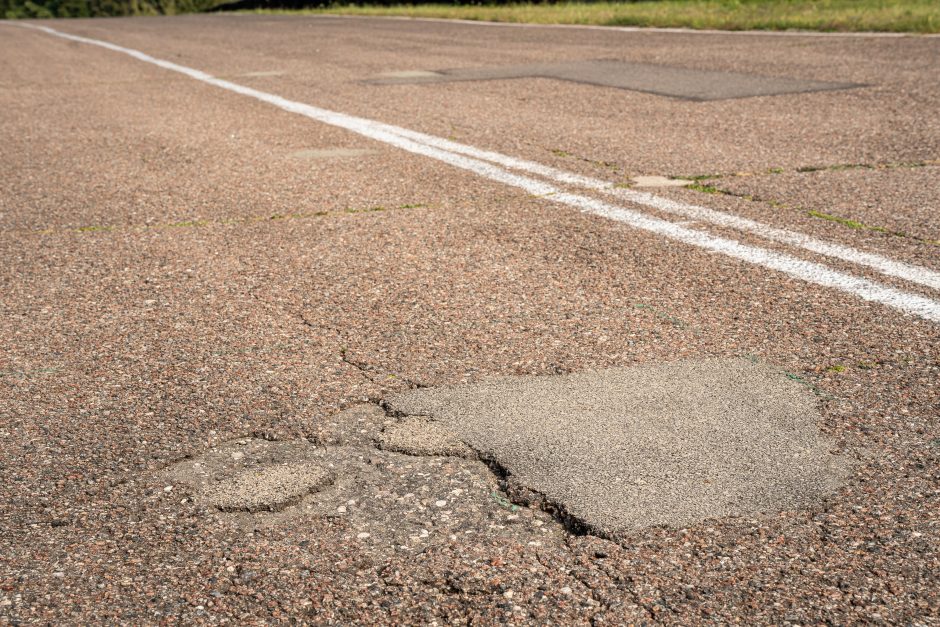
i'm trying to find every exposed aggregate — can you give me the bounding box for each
[1,15,939,625]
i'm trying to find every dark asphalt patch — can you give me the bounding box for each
[366,60,861,101]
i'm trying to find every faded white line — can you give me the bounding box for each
[15,22,940,323]
[373,125,940,293]
[312,14,930,38]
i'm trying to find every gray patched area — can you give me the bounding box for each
[387,358,850,537]
[367,60,860,101]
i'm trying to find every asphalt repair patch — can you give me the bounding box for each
[366,60,861,101]
[386,358,850,537]
[165,358,848,545]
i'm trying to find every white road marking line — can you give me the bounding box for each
[368,125,940,293]
[314,14,931,38]
[15,23,940,324]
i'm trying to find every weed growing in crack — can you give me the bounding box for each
[491,492,520,513]
[807,210,890,233]
[681,158,938,182]
[682,181,938,246]
[680,173,723,181]
[548,148,621,172]
[784,372,836,401]
[684,182,723,194]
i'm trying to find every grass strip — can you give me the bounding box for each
[247,1,940,34]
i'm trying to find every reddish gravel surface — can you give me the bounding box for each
[1,15,939,624]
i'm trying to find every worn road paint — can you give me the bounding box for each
[374,125,940,293]
[15,22,940,323]
[315,14,932,39]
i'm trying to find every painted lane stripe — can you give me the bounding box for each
[23,21,937,298]
[16,23,940,323]
[365,125,940,293]
[313,15,931,39]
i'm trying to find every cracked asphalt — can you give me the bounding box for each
[1,14,939,625]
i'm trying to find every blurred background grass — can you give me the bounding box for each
[295,1,940,33]
[5,0,939,34]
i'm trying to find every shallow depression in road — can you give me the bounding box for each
[387,358,850,537]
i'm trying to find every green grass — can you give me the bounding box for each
[806,209,889,232]
[257,0,940,34]
[685,182,723,194]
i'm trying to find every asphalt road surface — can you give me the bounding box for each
[1,15,939,624]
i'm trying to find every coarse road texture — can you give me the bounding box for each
[1,14,939,624]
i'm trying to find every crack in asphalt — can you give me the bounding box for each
[339,348,428,390]
[376,399,599,540]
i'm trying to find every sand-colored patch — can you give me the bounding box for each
[378,416,477,459]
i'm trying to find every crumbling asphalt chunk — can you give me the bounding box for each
[163,358,850,548]
[205,463,334,513]
[377,416,477,460]
[162,415,566,553]
[308,402,392,448]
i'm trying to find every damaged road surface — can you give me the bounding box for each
[3,13,940,626]
[165,404,569,557]
[167,358,847,544]
[386,358,850,536]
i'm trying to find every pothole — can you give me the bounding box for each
[163,358,849,547]
[163,406,567,554]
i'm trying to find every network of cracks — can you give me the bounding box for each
[163,358,850,553]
